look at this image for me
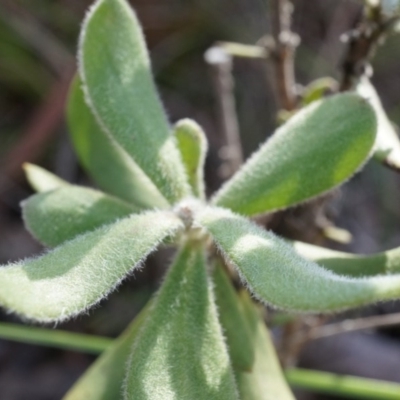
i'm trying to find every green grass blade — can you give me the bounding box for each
[124,243,239,400]
[0,322,112,354]
[212,261,255,372]
[173,119,208,199]
[22,186,137,247]
[196,206,400,313]
[294,241,400,277]
[79,0,190,203]
[235,291,295,400]
[63,302,151,400]
[23,163,69,193]
[67,76,169,209]
[0,211,184,322]
[286,368,400,400]
[213,94,376,216]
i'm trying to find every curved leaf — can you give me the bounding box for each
[0,211,184,322]
[173,119,208,199]
[357,76,400,170]
[79,0,190,203]
[213,94,376,216]
[68,77,168,209]
[212,260,255,371]
[293,241,400,277]
[124,243,238,400]
[195,207,400,313]
[22,186,137,247]
[63,302,151,400]
[23,163,69,193]
[236,291,295,400]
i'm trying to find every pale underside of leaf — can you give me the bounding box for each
[357,76,400,170]
[294,241,400,277]
[63,301,152,400]
[195,207,400,313]
[173,119,208,199]
[79,0,191,203]
[124,243,238,400]
[0,211,184,322]
[22,185,137,247]
[23,163,69,193]
[213,93,377,216]
[235,290,295,400]
[67,76,169,209]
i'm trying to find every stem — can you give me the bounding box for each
[0,322,112,354]
[268,0,298,111]
[286,368,400,399]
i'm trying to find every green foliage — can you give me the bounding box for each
[22,186,136,247]
[213,93,376,216]
[79,0,190,204]
[124,244,238,400]
[3,0,400,398]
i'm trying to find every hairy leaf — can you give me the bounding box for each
[357,77,400,170]
[196,207,400,312]
[22,186,137,247]
[213,94,376,216]
[63,302,151,400]
[212,261,255,371]
[79,0,190,203]
[0,211,184,322]
[23,163,69,193]
[236,291,295,400]
[294,241,400,277]
[174,119,207,199]
[68,77,168,209]
[124,243,238,400]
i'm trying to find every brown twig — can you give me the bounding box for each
[204,46,243,179]
[340,5,400,91]
[267,0,299,111]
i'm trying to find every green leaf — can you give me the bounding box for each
[357,77,400,170]
[67,76,168,209]
[235,291,295,400]
[124,243,238,400]
[213,94,377,216]
[173,119,208,199]
[195,206,400,313]
[286,368,400,400]
[22,186,137,247]
[63,303,151,400]
[23,163,69,193]
[294,241,400,277]
[79,0,190,204]
[0,211,184,322]
[301,77,338,105]
[212,260,255,372]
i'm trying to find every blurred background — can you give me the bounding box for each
[1,0,400,398]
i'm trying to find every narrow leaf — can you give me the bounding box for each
[195,206,400,313]
[124,243,238,400]
[213,94,376,216]
[0,211,184,322]
[68,76,168,209]
[173,119,208,199]
[63,303,151,400]
[235,291,295,400]
[286,368,400,400]
[79,0,191,203]
[22,186,137,247]
[357,76,400,170]
[294,241,400,277]
[23,163,69,193]
[212,260,255,371]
